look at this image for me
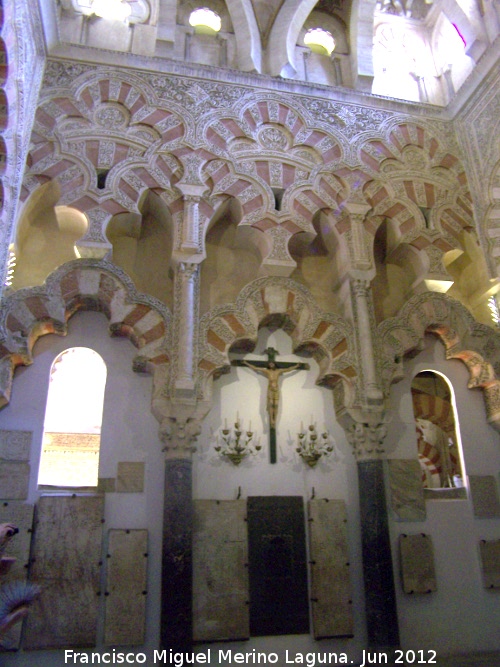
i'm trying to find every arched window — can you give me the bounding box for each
[304,28,335,55]
[189,7,221,34]
[372,22,429,102]
[411,370,464,489]
[38,347,107,488]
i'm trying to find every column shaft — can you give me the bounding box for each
[161,458,193,651]
[357,458,399,647]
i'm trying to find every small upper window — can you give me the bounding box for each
[304,28,335,56]
[38,347,107,488]
[189,8,222,34]
[91,0,132,21]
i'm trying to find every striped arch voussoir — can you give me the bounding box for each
[0,260,171,409]
[198,277,356,402]
[378,291,500,432]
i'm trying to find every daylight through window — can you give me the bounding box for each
[38,347,107,488]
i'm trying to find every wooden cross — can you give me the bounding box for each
[231,347,309,463]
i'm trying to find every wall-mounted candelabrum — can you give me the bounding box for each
[215,418,260,465]
[296,423,333,467]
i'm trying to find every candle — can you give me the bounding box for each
[224,418,228,429]
[249,420,252,430]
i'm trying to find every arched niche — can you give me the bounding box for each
[199,326,348,478]
[378,289,500,438]
[371,217,427,322]
[288,210,347,316]
[443,230,493,327]
[199,276,356,414]
[0,259,171,412]
[106,190,174,307]
[200,198,261,315]
[411,369,464,489]
[12,182,88,290]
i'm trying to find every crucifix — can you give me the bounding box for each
[231,347,309,463]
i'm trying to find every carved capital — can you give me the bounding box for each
[345,419,387,461]
[343,200,372,217]
[352,279,371,298]
[160,417,200,460]
[176,155,208,191]
[177,262,199,280]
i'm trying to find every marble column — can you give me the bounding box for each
[180,196,201,254]
[160,452,193,651]
[345,425,400,645]
[358,456,399,647]
[351,279,384,406]
[174,262,199,395]
[159,417,200,651]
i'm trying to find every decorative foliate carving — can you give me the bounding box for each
[258,126,291,151]
[94,104,130,130]
[293,97,390,141]
[345,419,388,460]
[264,226,295,263]
[423,244,449,276]
[160,417,201,459]
[457,70,500,279]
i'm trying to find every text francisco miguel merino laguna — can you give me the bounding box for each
[64,648,438,666]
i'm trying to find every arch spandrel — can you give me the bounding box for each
[0,260,171,410]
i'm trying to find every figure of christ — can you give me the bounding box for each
[242,360,301,429]
[232,348,309,463]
